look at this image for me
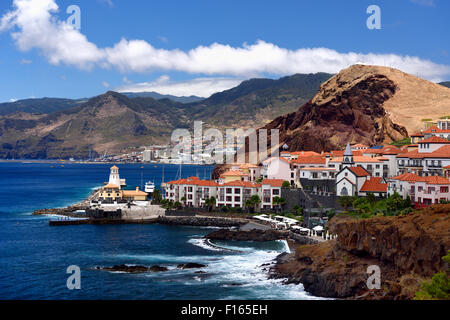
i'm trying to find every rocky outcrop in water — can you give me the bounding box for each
[97,264,168,273]
[271,204,450,300]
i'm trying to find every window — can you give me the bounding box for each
[188,194,193,200]
[226,188,232,194]
[440,187,449,193]
[226,196,232,202]
[188,187,193,192]
[234,196,241,202]
[234,188,241,194]
[272,189,280,195]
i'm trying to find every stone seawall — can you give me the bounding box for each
[156,216,247,228]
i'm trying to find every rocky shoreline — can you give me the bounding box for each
[269,204,450,300]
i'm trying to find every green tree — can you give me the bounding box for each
[180,196,187,206]
[174,201,182,209]
[338,196,354,211]
[415,251,450,300]
[204,196,216,212]
[353,197,371,214]
[385,193,404,215]
[282,181,291,188]
[367,193,376,206]
[246,194,261,212]
[293,205,303,216]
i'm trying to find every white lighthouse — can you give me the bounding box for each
[108,165,121,187]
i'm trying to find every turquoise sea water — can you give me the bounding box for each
[0,162,316,300]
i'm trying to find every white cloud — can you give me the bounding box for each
[20,58,32,64]
[101,81,110,88]
[1,0,449,82]
[115,76,243,98]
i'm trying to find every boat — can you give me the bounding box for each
[145,181,155,193]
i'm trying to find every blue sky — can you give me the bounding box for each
[0,0,449,102]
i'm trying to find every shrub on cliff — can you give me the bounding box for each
[415,251,450,300]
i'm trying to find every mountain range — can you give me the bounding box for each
[0,73,332,159]
[121,92,204,103]
[440,81,450,88]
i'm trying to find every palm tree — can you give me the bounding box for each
[152,188,162,204]
[204,196,216,212]
[180,196,187,207]
[273,196,286,212]
[246,194,261,213]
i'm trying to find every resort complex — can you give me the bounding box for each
[161,122,450,211]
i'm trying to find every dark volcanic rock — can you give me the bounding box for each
[205,229,288,242]
[177,263,207,269]
[98,264,168,273]
[149,265,169,272]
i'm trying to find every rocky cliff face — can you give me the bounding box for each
[263,69,410,152]
[260,65,450,153]
[272,204,450,299]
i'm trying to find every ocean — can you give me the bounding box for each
[0,162,316,300]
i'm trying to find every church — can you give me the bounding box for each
[335,143,388,197]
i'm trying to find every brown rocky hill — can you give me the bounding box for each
[272,204,450,300]
[263,65,450,152]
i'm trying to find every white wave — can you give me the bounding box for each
[111,253,213,264]
[278,240,291,254]
[187,238,224,252]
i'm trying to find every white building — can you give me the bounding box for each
[397,137,450,176]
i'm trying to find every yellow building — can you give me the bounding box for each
[122,187,148,201]
[219,170,248,183]
[99,183,122,202]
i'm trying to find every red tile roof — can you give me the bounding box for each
[261,179,285,187]
[222,181,260,188]
[418,136,450,144]
[390,173,426,182]
[422,176,450,185]
[349,166,370,177]
[290,151,321,157]
[422,126,450,134]
[360,177,388,193]
[397,145,450,159]
[291,156,326,164]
